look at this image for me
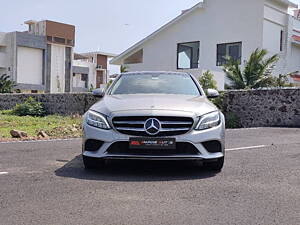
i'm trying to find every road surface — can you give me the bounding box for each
[0,128,299,225]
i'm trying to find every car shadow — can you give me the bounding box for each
[55,155,219,182]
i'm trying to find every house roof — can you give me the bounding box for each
[121,71,190,76]
[110,0,298,65]
[291,74,300,82]
[82,51,117,58]
[292,34,300,42]
[110,1,205,65]
[273,0,298,8]
[288,1,298,8]
[74,53,89,60]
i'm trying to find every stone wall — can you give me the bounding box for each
[223,88,300,128]
[0,89,299,127]
[0,93,98,115]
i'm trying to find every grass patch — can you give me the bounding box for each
[0,110,82,139]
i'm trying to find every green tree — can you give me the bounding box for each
[269,72,296,88]
[120,65,128,73]
[0,74,16,93]
[223,48,279,90]
[106,80,113,89]
[199,70,218,90]
[89,84,95,92]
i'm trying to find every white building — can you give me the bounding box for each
[111,0,300,89]
[0,20,75,93]
[0,32,8,77]
[73,52,119,92]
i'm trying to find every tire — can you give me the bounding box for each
[82,155,105,170]
[203,157,224,172]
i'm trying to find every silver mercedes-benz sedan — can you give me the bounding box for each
[82,71,225,171]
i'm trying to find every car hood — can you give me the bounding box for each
[90,94,218,117]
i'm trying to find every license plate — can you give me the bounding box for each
[129,138,176,150]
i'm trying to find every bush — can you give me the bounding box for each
[88,84,95,92]
[12,97,46,117]
[210,91,225,110]
[0,74,16,93]
[269,73,296,88]
[225,112,242,129]
[199,70,218,90]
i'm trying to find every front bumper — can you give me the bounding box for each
[82,118,225,161]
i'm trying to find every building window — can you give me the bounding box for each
[217,42,242,66]
[177,42,200,69]
[81,74,88,81]
[47,36,52,42]
[67,39,74,46]
[280,30,284,52]
[53,37,66,44]
[81,74,88,88]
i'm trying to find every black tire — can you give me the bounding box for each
[82,155,105,170]
[203,157,224,172]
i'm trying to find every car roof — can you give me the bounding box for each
[121,71,190,76]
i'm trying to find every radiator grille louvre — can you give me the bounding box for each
[112,116,194,136]
[106,142,200,155]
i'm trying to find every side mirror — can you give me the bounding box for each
[92,88,105,97]
[206,89,220,99]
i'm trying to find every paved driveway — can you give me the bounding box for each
[0,128,299,225]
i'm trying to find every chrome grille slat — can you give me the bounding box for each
[113,116,194,137]
[160,121,193,125]
[116,127,190,132]
[161,128,190,132]
[114,121,145,125]
[116,127,145,132]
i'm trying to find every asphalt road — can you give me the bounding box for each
[0,128,299,225]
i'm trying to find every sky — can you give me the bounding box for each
[1,0,300,55]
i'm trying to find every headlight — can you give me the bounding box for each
[195,111,221,130]
[86,110,111,130]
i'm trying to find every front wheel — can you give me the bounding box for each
[82,155,105,170]
[203,157,224,172]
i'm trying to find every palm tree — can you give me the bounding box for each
[0,74,16,93]
[120,65,128,73]
[223,48,279,90]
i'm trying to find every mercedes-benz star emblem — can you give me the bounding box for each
[144,118,161,135]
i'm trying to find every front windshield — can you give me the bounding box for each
[110,73,201,96]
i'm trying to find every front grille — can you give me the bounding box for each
[112,116,194,136]
[106,142,200,156]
